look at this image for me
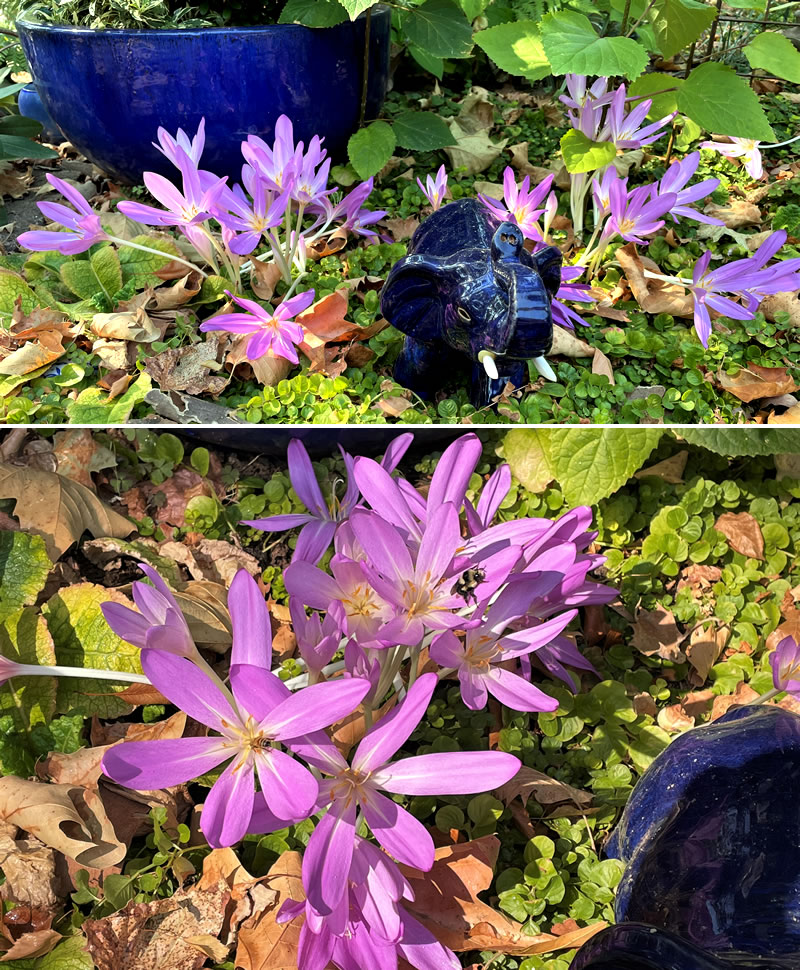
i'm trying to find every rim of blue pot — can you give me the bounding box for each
[16,5,388,36]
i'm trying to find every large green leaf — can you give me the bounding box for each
[408,45,444,78]
[0,114,43,138]
[65,373,152,425]
[503,428,663,505]
[404,0,474,58]
[90,245,122,300]
[628,72,683,119]
[745,32,800,84]
[0,268,37,319]
[677,63,775,141]
[0,531,51,620]
[61,245,122,302]
[561,129,617,174]
[648,0,715,60]
[0,607,57,731]
[473,20,551,81]
[43,583,142,719]
[117,234,181,288]
[679,428,800,457]
[541,11,649,80]
[337,0,378,18]
[393,111,456,151]
[279,0,348,25]
[348,121,396,179]
[0,134,57,161]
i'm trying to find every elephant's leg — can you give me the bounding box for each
[394,336,456,399]
[470,359,528,409]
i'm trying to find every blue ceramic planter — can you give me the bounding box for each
[569,704,800,970]
[177,428,462,458]
[17,83,61,144]
[16,9,390,184]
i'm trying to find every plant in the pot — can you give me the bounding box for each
[13,0,393,183]
[568,636,800,970]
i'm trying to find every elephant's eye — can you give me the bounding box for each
[457,307,471,322]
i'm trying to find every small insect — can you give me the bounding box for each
[455,567,486,605]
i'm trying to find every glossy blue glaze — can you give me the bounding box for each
[570,705,800,970]
[16,9,390,184]
[178,428,461,457]
[18,84,61,143]
[380,198,561,408]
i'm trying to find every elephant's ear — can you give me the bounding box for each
[533,246,562,298]
[380,253,449,343]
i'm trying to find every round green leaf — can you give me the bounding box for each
[648,0,715,61]
[677,63,775,141]
[473,20,551,81]
[348,121,397,179]
[541,11,649,80]
[393,111,455,151]
[745,32,800,85]
[561,129,617,174]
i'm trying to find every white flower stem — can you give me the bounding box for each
[106,235,209,279]
[768,131,800,150]
[15,663,150,684]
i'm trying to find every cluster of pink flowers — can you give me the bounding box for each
[17,116,386,365]
[87,432,617,970]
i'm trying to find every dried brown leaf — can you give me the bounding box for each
[686,622,729,682]
[52,430,117,491]
[495,766,592,809]
[761,290,800,328]
[234,851,303,970]
[0,462,133,560]
[631,607,685,662]
[0,778,125,869]
[718,364,797,402]
[0,835,63,919]
[144,335,228,396]
[715,511,765,560]
[703,200,761,227]
[617,243,694,317]
[635,450,688,483]
[0,927,61,961]
[250,261,283,301]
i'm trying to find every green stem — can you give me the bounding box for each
[358,8,372,128]
[106,235,209,279]
[17,663,150,684]
[408,645,421,688]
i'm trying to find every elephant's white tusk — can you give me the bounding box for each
[532,356,557,381]
[478,350,499,381]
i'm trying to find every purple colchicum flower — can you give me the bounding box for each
[656,152,722,227]
[244,434,413,565]
[599,84,675,150]
[552,266,595,330]
[771,636,800,696]
[479,166,554,240]
[278,836,460,970]
[417,165,448,210]
[604,178,677,246]
[101,570,370,848]
[17,174,109,255]
[701,137,763,180]
[215,175,290,256]
[101,563,197,660]
[199,288,314,363]
[293,673,520,915]
[154,117,206,168]
[290,598,344,677]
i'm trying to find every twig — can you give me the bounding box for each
[620,0,633,35]
[358,8,372,128]
[705,0,724,58]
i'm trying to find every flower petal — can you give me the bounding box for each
[377,749,520,795]
[360,789,434,870]
[353,672,436,774]
[427,433,482,512]
[102,737,229,790]
[302,800,357,914]
[229,569,273,669]
[230,663,290,722]
[260,677,370,739]
[487,665,559,712]
[288,439,327,516]
[201,755,255,847]
[255,747,318,820]
[140,650,238,731]
[293,518,338,565]
[100,602,149,648]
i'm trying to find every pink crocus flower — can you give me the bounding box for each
[154,117,206,168]
[101,570,371,848]
[17,173,109,255]
[215,172,290,255]
[417,165,448,210]
[479,166,554,240]
[604,178,677,245]
[101,563,197,660]
[771,636,800,696]
[656,151,722,226]
[117,148,229,231]
[199,288,314,363]
[431,583,578,711]
[244,433,412,565]
[600,84,675,150]
[701,137,763,180]
[293,672,520,915]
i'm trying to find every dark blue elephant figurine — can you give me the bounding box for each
[569,704,800,970]
[380,198,562,408]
